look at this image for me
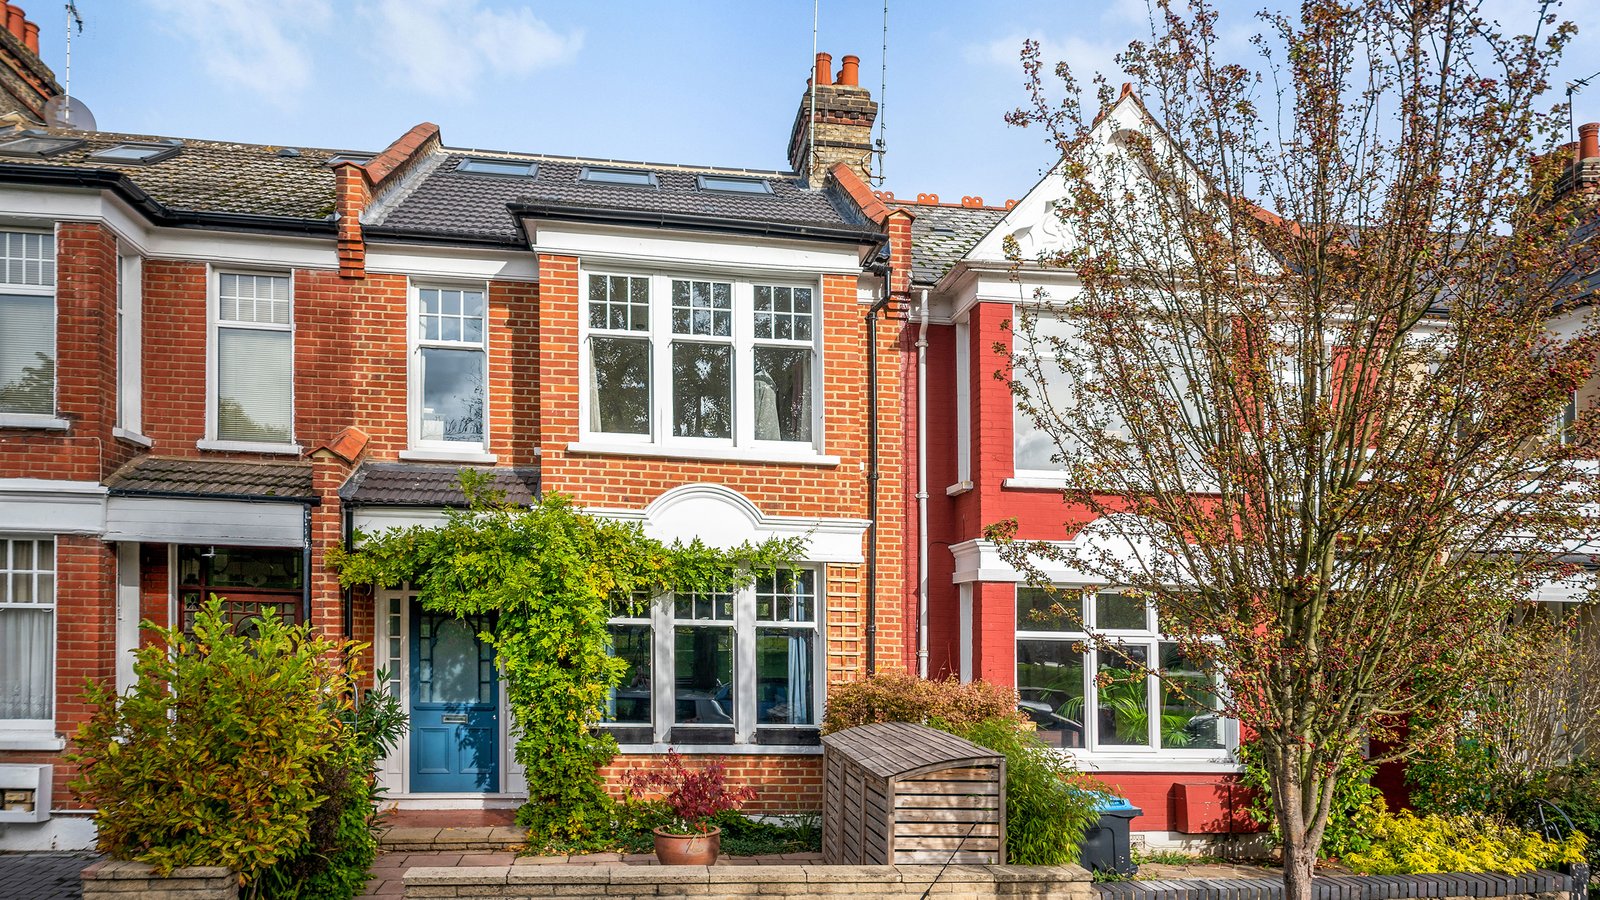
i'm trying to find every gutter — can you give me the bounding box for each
[104,488,320,505]
[0,164,337,237]
[508,201,885,246]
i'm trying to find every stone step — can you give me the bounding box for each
[378,825,526,852]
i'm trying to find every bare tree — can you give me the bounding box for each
[995,1,1598,896]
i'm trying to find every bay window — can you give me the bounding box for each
[582,271,821,452]
[177,545,304,635]
[212,272,293,446]
[0,230,56,421]
[1016,586,1227,755]
[602,568,822,746]
[412,284,489,452]
[0,537,54,729]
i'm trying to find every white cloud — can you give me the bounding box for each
[966,30,1128,93]
[361,0,583,98]
[145,0,332,107]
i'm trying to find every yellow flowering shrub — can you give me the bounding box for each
[1343,805,1587,876]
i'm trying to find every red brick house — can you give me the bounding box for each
[0,25,911,848]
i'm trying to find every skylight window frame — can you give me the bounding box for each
[0,135,84,159]
[578,166,659,188]
[87,141,181,166]
[456,157,538,178]
[696,174,774,195]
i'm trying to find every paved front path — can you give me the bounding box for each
[0,852,101,900]
[359,850,826,898]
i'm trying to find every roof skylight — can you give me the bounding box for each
[457,157,537,177]
[579,166,657,187]
[88,141,181,165]
[697,174,772,194]
[0,134,84,158]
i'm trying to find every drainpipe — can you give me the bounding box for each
[341,501,355,639]
[864,255,895,675]
[916,288,930,679]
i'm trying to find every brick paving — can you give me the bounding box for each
[0,852,101,900]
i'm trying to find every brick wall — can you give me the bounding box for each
[602,753,824,814]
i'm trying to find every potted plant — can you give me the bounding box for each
[624,750,756,865]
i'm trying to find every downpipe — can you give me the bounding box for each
[916,289,930,678]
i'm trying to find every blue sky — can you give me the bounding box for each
[35,0,1600,203]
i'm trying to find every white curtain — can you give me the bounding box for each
[787,633,811,725]
[0,608,53,720]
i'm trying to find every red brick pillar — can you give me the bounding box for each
[970,581,1017,686]
[307,450,351,641]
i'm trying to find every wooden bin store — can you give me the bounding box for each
[820,721,1006,864]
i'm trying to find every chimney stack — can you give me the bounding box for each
[0,3,62,125]
[1581,123,1599,164]
[788,50,878,187]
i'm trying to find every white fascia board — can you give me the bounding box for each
[366,243,539,283]
[104,496,305,547]
[0,479,107,535]
[949,538,1117,586]
[0,185,339,270]
[528,221,864,276]
[352,507,450,538]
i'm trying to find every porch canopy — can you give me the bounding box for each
[339,462,540,535]
[103,456,315,547]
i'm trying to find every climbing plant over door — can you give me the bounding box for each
[329,472,802,843]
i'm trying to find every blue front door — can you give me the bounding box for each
[409,607,499,792]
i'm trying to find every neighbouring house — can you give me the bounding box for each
[0,18,910,848]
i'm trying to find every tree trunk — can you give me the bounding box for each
[1273,751,1326,900]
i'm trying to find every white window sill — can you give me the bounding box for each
[1004,475,1071,490]
[196,439,303,456]
[112,428,152,448]
[567,441,839,467]
[399,449,499,464]
[616,743,822,756]
[945,480,973,496]
[1064,752,1241,774]
[0,415,69,431]
[0,732,65,751]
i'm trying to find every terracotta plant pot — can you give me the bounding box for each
[652,825,722,865]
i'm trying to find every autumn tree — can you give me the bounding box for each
[996,1,1599,895]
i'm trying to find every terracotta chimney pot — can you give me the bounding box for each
[6,6,23,41]
[814,52,833,87]
[839,55,860,87]
[1581,122,1600,162]
[23,20,37,54]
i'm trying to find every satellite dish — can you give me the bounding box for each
[43,95,96,132]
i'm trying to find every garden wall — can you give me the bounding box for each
[402,863,1093,900]
[1092,869,1589,900]
[80,860,238,900]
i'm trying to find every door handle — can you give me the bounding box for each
[441,714,469,724]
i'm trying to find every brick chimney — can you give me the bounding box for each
[788,51,877,187]
[0,2,61,125]
[1569,122,1600,193]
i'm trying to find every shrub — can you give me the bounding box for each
[1238,741,1383,861]
[821,674,1024,734]
[1503,757,1600,876]
[1342,808,1587,875]
[70,598,400,899]
[622,751,756,835]
[946,717,1101,866]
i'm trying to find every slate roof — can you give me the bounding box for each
[104,457,316,502]
[369,152,876,245]
[891,202,1009,285]
[0,127,359,220]
[339,462,540,508]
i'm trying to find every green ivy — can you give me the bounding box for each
[328,475,802,845]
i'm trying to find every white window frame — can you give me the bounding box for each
[114,251,145,442]
[577,267,825,459]
[602,567,826,748]
[0,226,65,430]
[405,280,494,463]
[0,535,58,746]
[954,317,972,487]
[201,267,298,454]
[1014,585,1235,763]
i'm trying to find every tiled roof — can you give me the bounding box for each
[0,128,358,220]
[893,202,1008,285]
[104,456,315,502]
[369,152,876,245]
[339,462,540,507]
